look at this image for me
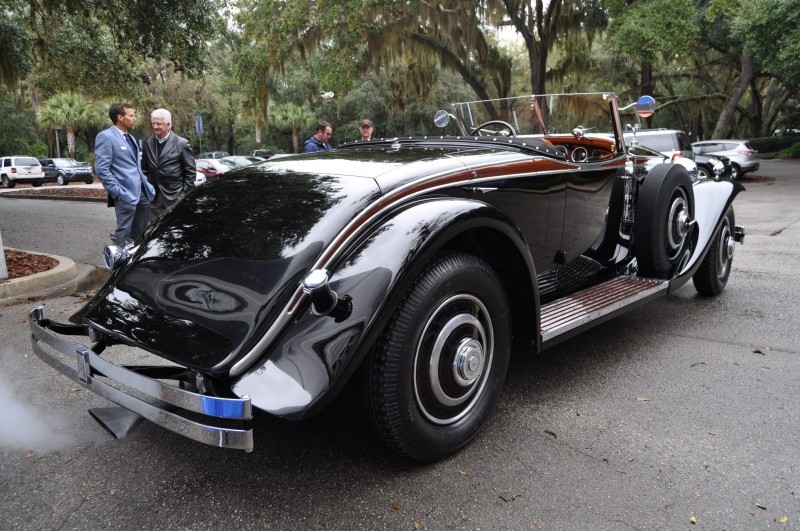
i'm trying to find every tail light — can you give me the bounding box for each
[737,150,754,156]
[671,153,685,161]
[11,167,17,173]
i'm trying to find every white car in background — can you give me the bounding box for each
[1,156,47,188]
[692,140,760,180]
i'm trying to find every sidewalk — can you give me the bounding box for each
[0,249,106,307]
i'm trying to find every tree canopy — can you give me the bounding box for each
[2,0,798,159]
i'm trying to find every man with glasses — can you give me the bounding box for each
[304,121,334,153]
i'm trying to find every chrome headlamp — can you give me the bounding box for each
[103,238,136,270]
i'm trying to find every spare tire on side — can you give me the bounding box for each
[634,163,695,278]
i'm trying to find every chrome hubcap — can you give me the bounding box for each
[453,337,485,386]
[414,294,493,425]
[667,190,690,260]
[718,220,733,277]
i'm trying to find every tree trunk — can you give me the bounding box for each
[641,61,653,98]
[712,54,753,139]
[67,126,76,159]
[749,77,763,137]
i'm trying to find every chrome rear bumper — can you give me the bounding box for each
[29,307,253,452]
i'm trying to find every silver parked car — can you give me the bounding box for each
[692,140,759,180]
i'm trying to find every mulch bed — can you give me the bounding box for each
[1,187,107,199]
[1,250,59,283]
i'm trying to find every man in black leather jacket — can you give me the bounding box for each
[142,108,196,221]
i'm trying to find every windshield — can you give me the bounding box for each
[218,160,239,170]
[450,92,620,137]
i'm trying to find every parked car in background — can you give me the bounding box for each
[194,172,207,186]
[1,156,49,188]
[249,149,273,158]
[622,128,693,161]
[196,151,229,159]
[695,153,733,180]
[29,93,745,462]
[221,155,267,167]
[692,140,759,179]
[195,158,238,180]
[623,129,731,180]
[40,158,94,185]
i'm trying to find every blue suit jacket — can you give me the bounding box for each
[94,125,156,204]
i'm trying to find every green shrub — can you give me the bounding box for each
[750,136,798,153]
[778,141,800,158]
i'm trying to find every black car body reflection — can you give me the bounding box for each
[29,93,745,461]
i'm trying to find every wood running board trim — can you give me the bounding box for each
[540,276,668,343]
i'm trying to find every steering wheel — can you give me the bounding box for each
[468,120,517,138]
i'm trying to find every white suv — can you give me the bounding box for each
[622,129,693,160]
[1,156,47,188]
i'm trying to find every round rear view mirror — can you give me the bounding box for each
[635,95,656,118]
[434,110,450,128]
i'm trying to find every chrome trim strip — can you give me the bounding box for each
[540,277,667,342]
[29,308,253,451]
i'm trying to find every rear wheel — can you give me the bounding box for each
[635,163,695,278]
[697,166,711,180]
[730,163,741,180]
[85,177,94,184]
[693,207,735,296]
[57,173,67,186]
[364,252,511,462]
[31,181,42,187]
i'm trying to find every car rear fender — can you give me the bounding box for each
[232,197,538,418]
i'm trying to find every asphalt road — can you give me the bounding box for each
[0,189,113,267]
[1,161,798,529]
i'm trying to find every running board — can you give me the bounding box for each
[540,276,668,347]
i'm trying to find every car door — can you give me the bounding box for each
[40,159,55,179]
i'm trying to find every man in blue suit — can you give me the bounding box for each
[95,102,156,243]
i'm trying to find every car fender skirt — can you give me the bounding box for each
[233,198,535,417]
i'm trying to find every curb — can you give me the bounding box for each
[0,249,78,299]
[0,192,105,202]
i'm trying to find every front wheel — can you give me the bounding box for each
[697,166,711,180]
[693,207,736,296]
[364,252,511,462]
[1,175,14,188]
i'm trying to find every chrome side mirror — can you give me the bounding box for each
[433,110,450,128]
[635,95,655,119]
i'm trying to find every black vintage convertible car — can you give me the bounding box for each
[30,92,744,462]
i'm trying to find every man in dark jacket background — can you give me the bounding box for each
[303,121,333,152]
[141,108,196,221]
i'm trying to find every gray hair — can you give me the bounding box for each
[151,108,172,124]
